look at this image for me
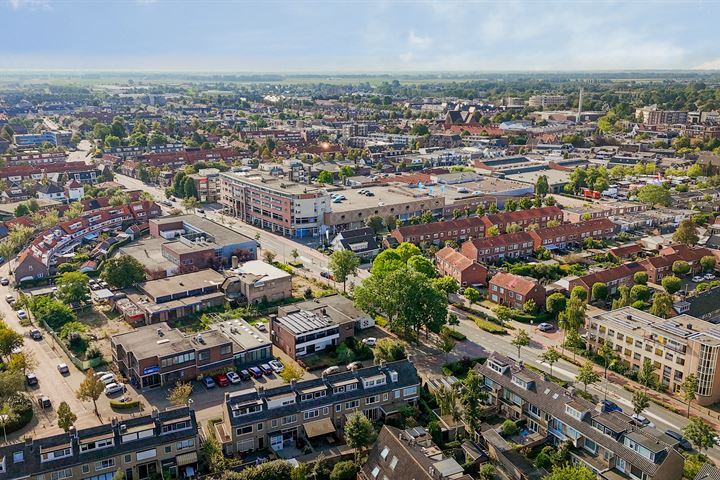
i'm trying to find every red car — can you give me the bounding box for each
[214,374,230,387]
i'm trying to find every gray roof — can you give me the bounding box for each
[696,463,720,480]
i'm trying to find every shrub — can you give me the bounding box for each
[500,419,519,437]
[441,325,466,341]
[330,460,357,480]
[110,399,141,409]
[375,316,389,328]
[472,316,507,334]
[5,394,33,434]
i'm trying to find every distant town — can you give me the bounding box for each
[0,72,719,480]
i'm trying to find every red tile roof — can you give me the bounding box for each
[489,272,539,295]
[436,247,475,271]
[483,206,562,226]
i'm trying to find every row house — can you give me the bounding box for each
[477,353,685,479]
[1,151,67,166]
[563,202,647,224]
[459,231,534,264]
[488,272,546,310]
[481,206,563,235]
[0,407,199,480]
[118,148,243,178]
[219,360,420,455]
[639,245,715,283]
[528,218,617,250]
[390,217,485,245]
[568,262,646,296]
[434,246,488,287]
[0,162,99,187]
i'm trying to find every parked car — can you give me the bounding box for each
[57,363,70,375]
[601,399,622,413]
[249,366,263,378]
[37,395,51,409]
[692,275,705,283]
[259,364,273,375]
[631,413,655,428]
[255,323,267,331]
[226,372,241,384]
[99,373,116,385]
[202,377,216,389]
[704,273,716,280]
[268,360,284,373]
[16,310,27,320]
[26,373,38,386]
[214,374,230,387]
[0,277,9,286]
[322,366,340,376]
[196,209,205,214]
[362,337,377,347]
[239,369,252,381]
[5,295,14,304]
[538,323,554,332]
[320,270,334,280]
[29,329,42,340]
[104,383,125,396]
[346,361,363,371]
[665,430,692,450]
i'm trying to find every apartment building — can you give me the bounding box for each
[187,168,222,203]
[219,359,420,454]
[586,307,720,405]
[528,218,617,250]
[459,231,534,264]
[220,172,331,238]
[563,202,647,224]
[112,320,271,389]
[477,353,685,479]
[488,272,546,310]
[639,244,716,284]
[390,217,486,245]
[528,95,567,108]
[481,206,563,235]
[2,151,67,166]
[435,247,488,287]
[14,130,72,147]
[0,407,199,480]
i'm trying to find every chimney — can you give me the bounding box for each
[379,360,387,369]
[290,379,297,390]
[406,354,413,364]
[257,385,265,397]
[24,437,33,450]
[518,360,524,369]
[687,323,693,330]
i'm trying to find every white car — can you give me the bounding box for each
[16,310,27,320]
[362,337,377,347]
[99,373,116,385]
[692,276,705,283]
[538,323,554,332]
[322,366,340,376]
[631,413,655,428]
[268,360,284,373]
[226,371,241,384]
[104,383,125,396]
[704,273,716,280]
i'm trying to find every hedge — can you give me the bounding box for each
[110,399,141,409]
[472,316,507,334]
[441,326,466,341]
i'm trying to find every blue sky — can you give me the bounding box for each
[2,0,719,72]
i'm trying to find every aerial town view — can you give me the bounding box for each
[1,1,720,479]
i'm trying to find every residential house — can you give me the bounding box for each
[222,260,292,305]
[528,218,617,250]
[568,262,646,296]
[390,217,486,245]
[434,247,488,287]
[330,227,380,260]
[488,272,546,310]
[481,206,563,235]
[460,232,534,264]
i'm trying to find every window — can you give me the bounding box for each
[198,350,209,361]
[50,469,72,480]
[162,420,191,434]
[41,447,72,462]
[12,452,23,463]
[164,446,172,454]
[383,393,388,401]
[381,446,390,460]
[95,459,116,471]
[304,409,320,420]
[336,404,341,412]
[345,400,359,409]
[366,396,378,405]
[282,415,297,425]
[221,345,232,355]
[124,455,132,463]
[176,439,194,451]
[82,465,90,474]
[257,423,263,431]
[271,419,278,428]
[80,438,114,453]
[236,426,253,435]
[390,456,398,470]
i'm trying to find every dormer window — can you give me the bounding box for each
[565,405,583,420]
[488,360,507,374]
[511,376,528,389]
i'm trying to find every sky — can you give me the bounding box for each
[1,0,720,73]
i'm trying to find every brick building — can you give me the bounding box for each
[488,272,546,310]
[459,231,534,263]
[434,247,488,287]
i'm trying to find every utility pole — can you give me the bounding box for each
[576,88,583,125]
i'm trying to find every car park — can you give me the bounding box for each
[26,373,38,386]
[631,413,655,428]
[239,369,252,381]
[29,329,42,340]
[692,275,705,283]
[259,363,273,375]
[362,337,377,346]
[16,310,27,320]
[104,383,125,396]
[268,360,284,373]
[346,361,363,370]
[37,395,51,409]
[226,371,241,384]
[214,374,230,387]
[249,366,263,378]
[57,363,70,375]
[601,399,622,413]
[538,323,554,332]
[665,430,692,450]
[322,366,340,376]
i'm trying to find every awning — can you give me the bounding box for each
[303,418,336,438]
[185,466,195,478]
[176,452,198,467]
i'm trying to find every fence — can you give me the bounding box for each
[39,317,108,371]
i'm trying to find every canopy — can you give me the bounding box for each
[303,418,336,438]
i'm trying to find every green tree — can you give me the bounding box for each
[558,296,585,356]
[487,225,500,236]
[673,220,699,245]
[364,215,385,234]
[101,255,146,288]
[661,275,682,294]
[700,255,717,273]
[370,249,404,276]
[546,292,567,320]
[201,436,226,473]
[182,195,198,213]
[540,347,561,377]
[637,359,656,391]
[649,292,674,318]
[523,298,537,315]
[372,338,406,363]
[167,382,193,407]
[630,284,651,302]
[345,411,377,461]
[571,286,588,302]
[544,465,595,480]
[56,271,90,305]
[461,370,488,437]
[57,401,77,432]
[431,276,459,296]
[636,184,671,207]
[7,351,37,376]
[76,369,106,416]
[501,419,519,437]
[634,271,648,285]
[681,374,698,417]
[407,255,436,278]
[395,242,421,263]
[279,360,305,384]
[535,175,549,196]
[464,287,480,303]
[591,282,608,302]
[317,171,334,184]
[329,461,357,480]
[511,329,530,361]
[576,361,599,392]
[632,390,650,417]
[598,341,615,385]
[683,417,716,453]
[0,325,23,361]
[59,321,88,340]
[0,402,17,443]
[328,250,360,293]
[14,203,30,217]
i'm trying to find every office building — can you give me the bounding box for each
[528,95,567,108]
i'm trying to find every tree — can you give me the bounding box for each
[56,271,90,305]
[372,338,406,363]
[407,255,435,278]
[661,275,682,294]
[330,461,357,480]
[464,287,480,303]
[461,370,488,437]
[681,374,698,417]
[672,260,691,277]
[501,419,519,437]
[431,276,459,296]
[701,255,717,273]
[591,282,608,302]
[14,203,30,217]
[649,292,674,318]
[364,215,384,234]
[77,369,106,416]
[673,220,699,245]
[540,347,561,377]
[598,341,615,384]
[65,201,85,219]
[523,298,537,315]
[570,286,587,302]
[435,385,462,438]
[181,196,198,212]
[487,225,500,236]
[345,411,376,461]
[634,271,648,285]
[636,184,671,207]
[57,401,77,432]
[167,382,193,407]
[395,242,421,263]
[101,255,146,288]
[630,284,651,302]
[263,250,276,264]
[511,329,530,361]
[290,249,299,263]
[546,292,567,320]
[535,175,549,196]
[0,402,16,443]
[0,326,23,361]
[7,351,37,376]
[637,359,656,391]
[632,390,650,417]
[439,328,455,361]
[544,465,595,480]
[328,250,359,293]
[201,436,226,473]
[279,360,304,383]
[576,361,599,392]
[558,296,585,356]
[684,417,716,453]
[478,464,497,480]
[317,171,334,184]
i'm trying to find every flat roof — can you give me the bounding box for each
[328,185,436,213]
[140,269,225,299]
[231,260,292,282]
[504,169,572,186]
[152,214,254,246]
[119,237,176,271]
[112,322,191,359]
[276,310,333,335]
[213,318,271,351]
[220,171,326,195]
[280,294,364,323]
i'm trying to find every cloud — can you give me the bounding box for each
[7,0,51,10]
[695,58,720,70]
[408,30,432,48]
